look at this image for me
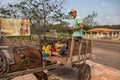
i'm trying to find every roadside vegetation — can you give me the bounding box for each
[0,0,120,41]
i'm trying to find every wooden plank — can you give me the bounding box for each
[67,36,74,64]
[1,64,61,80]
[11,74,38,80]
[87,39,93,53]
[44,57,68,65]
[0,46,9,49]
[77,41,82,62]
[81,41,87,55]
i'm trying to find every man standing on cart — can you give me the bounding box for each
[68,9,84,39]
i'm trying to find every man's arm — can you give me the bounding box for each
[68,22,83,31]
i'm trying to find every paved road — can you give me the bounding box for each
[91,39,120,69]
[93,40,120,54]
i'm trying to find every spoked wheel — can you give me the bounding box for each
[78,63,91,80]
[0,52,9,77]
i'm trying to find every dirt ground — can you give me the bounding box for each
[48,65,78,80]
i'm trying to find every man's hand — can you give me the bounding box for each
[68,27,73,31]
[68,27,73,35]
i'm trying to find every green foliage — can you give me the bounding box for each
[83,11,97,28]
[83,25,92,30]
[94,25,120,29]
[6,36,31,40]
[0,0,69,41]
[46,22,69,33]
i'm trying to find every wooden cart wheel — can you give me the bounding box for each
[34,71,48,80]
[78,63,91,80]
[0,52,9,77]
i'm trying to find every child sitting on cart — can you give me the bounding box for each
[42,43,51,58]
[50,42,61,57]
[55,39,67,57]
[42,42,61,57]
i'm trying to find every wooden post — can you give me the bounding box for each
[85,40,89,60]
[67,36,75,64]
[77,40,82,63]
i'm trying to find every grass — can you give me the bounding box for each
[4,32,70,41]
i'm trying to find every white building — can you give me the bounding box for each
[84,28,120,39]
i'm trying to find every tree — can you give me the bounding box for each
[0,0,67,41]
[0,6,11,18]
[83,11,97,29]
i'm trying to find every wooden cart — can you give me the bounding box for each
[0,37,92,80]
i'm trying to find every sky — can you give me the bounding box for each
[0,0,120,25]
[65,0,120,25]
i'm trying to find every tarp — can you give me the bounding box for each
[0,18,30,36]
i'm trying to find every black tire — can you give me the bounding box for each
[78,63,91,80]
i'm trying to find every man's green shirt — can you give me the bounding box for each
[72,16,83,37]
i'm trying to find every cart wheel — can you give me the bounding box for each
[78,63,91,80]
[0,52,9,77]
[34,71,48,80]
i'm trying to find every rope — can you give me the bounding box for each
[9,58,40,73]
[9,58,27,72]
[1,74,8,79]
[10,46,40,72]
[26,57,41,63]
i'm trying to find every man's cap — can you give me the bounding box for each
[69,9,77,13]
